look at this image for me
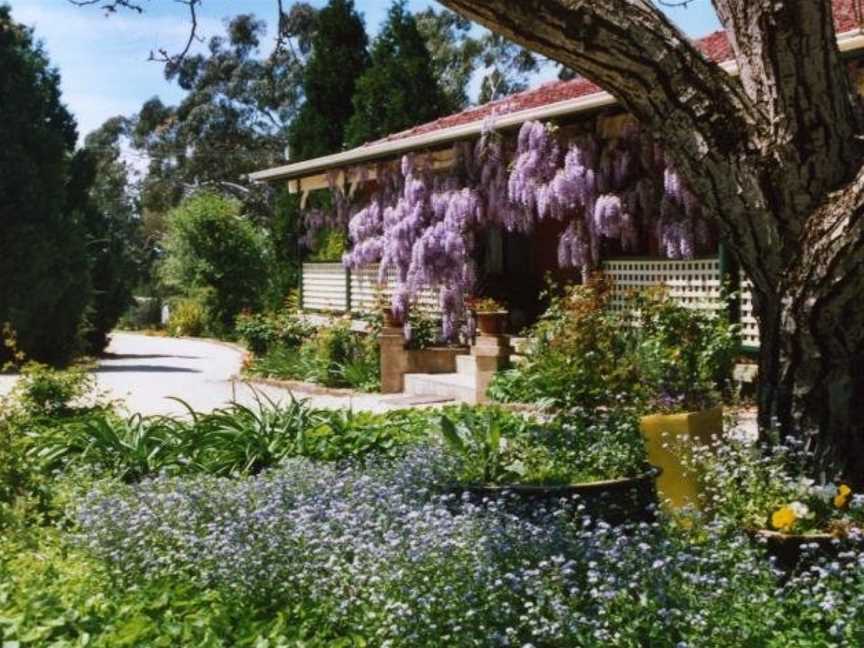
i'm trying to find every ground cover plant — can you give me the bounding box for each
[15,451,863,647]
[5,364,864,645]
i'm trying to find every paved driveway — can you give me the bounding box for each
[0,332,441,416]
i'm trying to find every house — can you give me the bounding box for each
[249,2,864,402]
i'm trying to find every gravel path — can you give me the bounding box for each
[0,332,444,416]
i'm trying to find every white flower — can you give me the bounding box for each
[812,483,838,503]
[789,501,812,519]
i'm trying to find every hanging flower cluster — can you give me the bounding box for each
[333,119,715,339]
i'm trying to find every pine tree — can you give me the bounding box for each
[345,1,447,147]
[288,0,369,160]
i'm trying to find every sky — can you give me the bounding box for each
[7,0,721,144]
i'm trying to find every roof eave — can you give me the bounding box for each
[249,27,864,185]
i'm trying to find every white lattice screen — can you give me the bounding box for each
[301,263,348,312]
[351,265,439,313]
[302,263,439,314]
[739,279,761,348]
[602,258,724,315]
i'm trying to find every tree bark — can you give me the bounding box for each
[438,0,864,475]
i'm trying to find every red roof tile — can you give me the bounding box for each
[375,0,863,145]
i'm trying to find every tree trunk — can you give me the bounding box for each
[753,180,864,480]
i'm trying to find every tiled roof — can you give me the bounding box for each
[374,0,862,145]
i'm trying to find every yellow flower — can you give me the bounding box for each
[771,505,797,532]
[834,484,852,509]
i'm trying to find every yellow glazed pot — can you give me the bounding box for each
[639,406,723,511]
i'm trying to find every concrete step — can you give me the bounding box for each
[404,372,477,404]
[455,354,476,376]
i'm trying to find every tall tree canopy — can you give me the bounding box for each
[130,12,313,218]
[433,0,864,475]
[288,0,369,161]
[346,1,447,147]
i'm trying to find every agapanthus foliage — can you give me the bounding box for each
[323,118,715,338]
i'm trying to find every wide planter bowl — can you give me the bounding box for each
[450,467,661,525]
[475,311,508,336]
[747,529,841,570]
[640,406,723,512]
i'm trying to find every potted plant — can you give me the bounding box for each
[468,297,508,336]
[629,290,739,511]
[439,405,660,524]
[373,291,404,328]
[683,435,860,568]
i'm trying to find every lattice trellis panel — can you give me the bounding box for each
[351,264,440,313]
[301,263,348,312]
[301,263,439,314]
[602,258,724,316]
[739,278,761,348]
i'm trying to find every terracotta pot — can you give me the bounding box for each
[475,311,508,335]
[639,406,723,512]
[382,307,403,328]
[748,528,840,570]
[451,467,661,525]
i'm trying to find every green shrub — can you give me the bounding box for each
[405,307,440,350]
[440,405,647,485]
[10,362,95,418]
[159,192,271,333]
[488,276,642,409]
[235,293,311,355]
[246,317,380,391]
[167,298,208,337]
[488,276,739,412]
[117,297,163,331]
[630,289,739,411]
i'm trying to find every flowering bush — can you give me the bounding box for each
[488,276,643,409]
[627,289,739,411]
[489,277,738,412]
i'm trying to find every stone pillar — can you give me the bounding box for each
[379,326,409,393]
[469,334,512,404]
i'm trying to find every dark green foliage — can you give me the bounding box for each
[66,141,137,353]
[235,294,311,355]
[288,0,369,160]
[415,8,480,113]
[345,1,447,147]
[0,6,93,364]
[159,192,271,334]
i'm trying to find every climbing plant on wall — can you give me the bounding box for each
[327,118,714,339]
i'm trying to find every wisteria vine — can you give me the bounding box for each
[310,119,713,339]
